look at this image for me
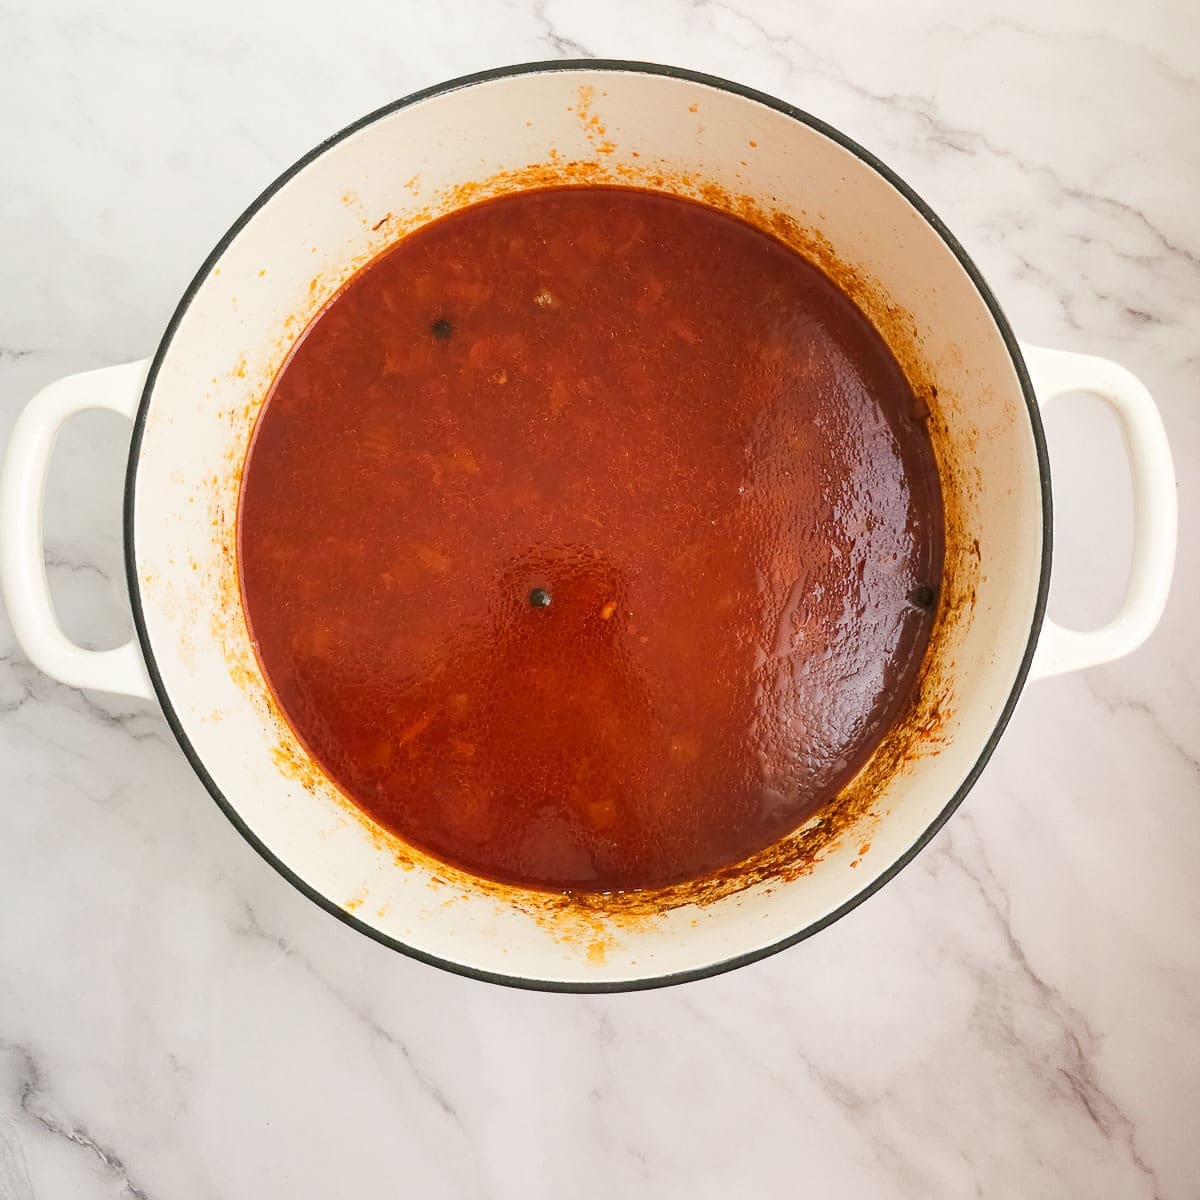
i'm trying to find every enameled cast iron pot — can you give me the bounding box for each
[0,62,1177,991]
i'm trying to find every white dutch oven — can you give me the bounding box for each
[0,63,1177,990]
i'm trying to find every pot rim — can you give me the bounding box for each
[122,58,1053,993]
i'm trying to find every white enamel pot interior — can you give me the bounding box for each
[1,62,1177,991]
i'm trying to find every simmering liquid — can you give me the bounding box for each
[238,187,943,891]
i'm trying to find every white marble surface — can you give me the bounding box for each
[2,0,1198,1195]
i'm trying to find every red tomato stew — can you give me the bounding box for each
[238,187,944,892]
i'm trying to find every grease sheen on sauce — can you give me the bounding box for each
[238,187,944,892]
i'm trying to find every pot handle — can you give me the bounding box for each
[0,360,154,699]
[1021,343,1177,680]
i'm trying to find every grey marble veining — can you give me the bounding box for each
[2,0,1197,1196]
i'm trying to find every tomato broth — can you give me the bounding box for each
[238,186,943,892]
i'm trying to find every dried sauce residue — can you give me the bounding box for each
[573,84,616,155]
[181,119,976,951]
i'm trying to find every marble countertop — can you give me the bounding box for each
[2,1,1197,1196]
